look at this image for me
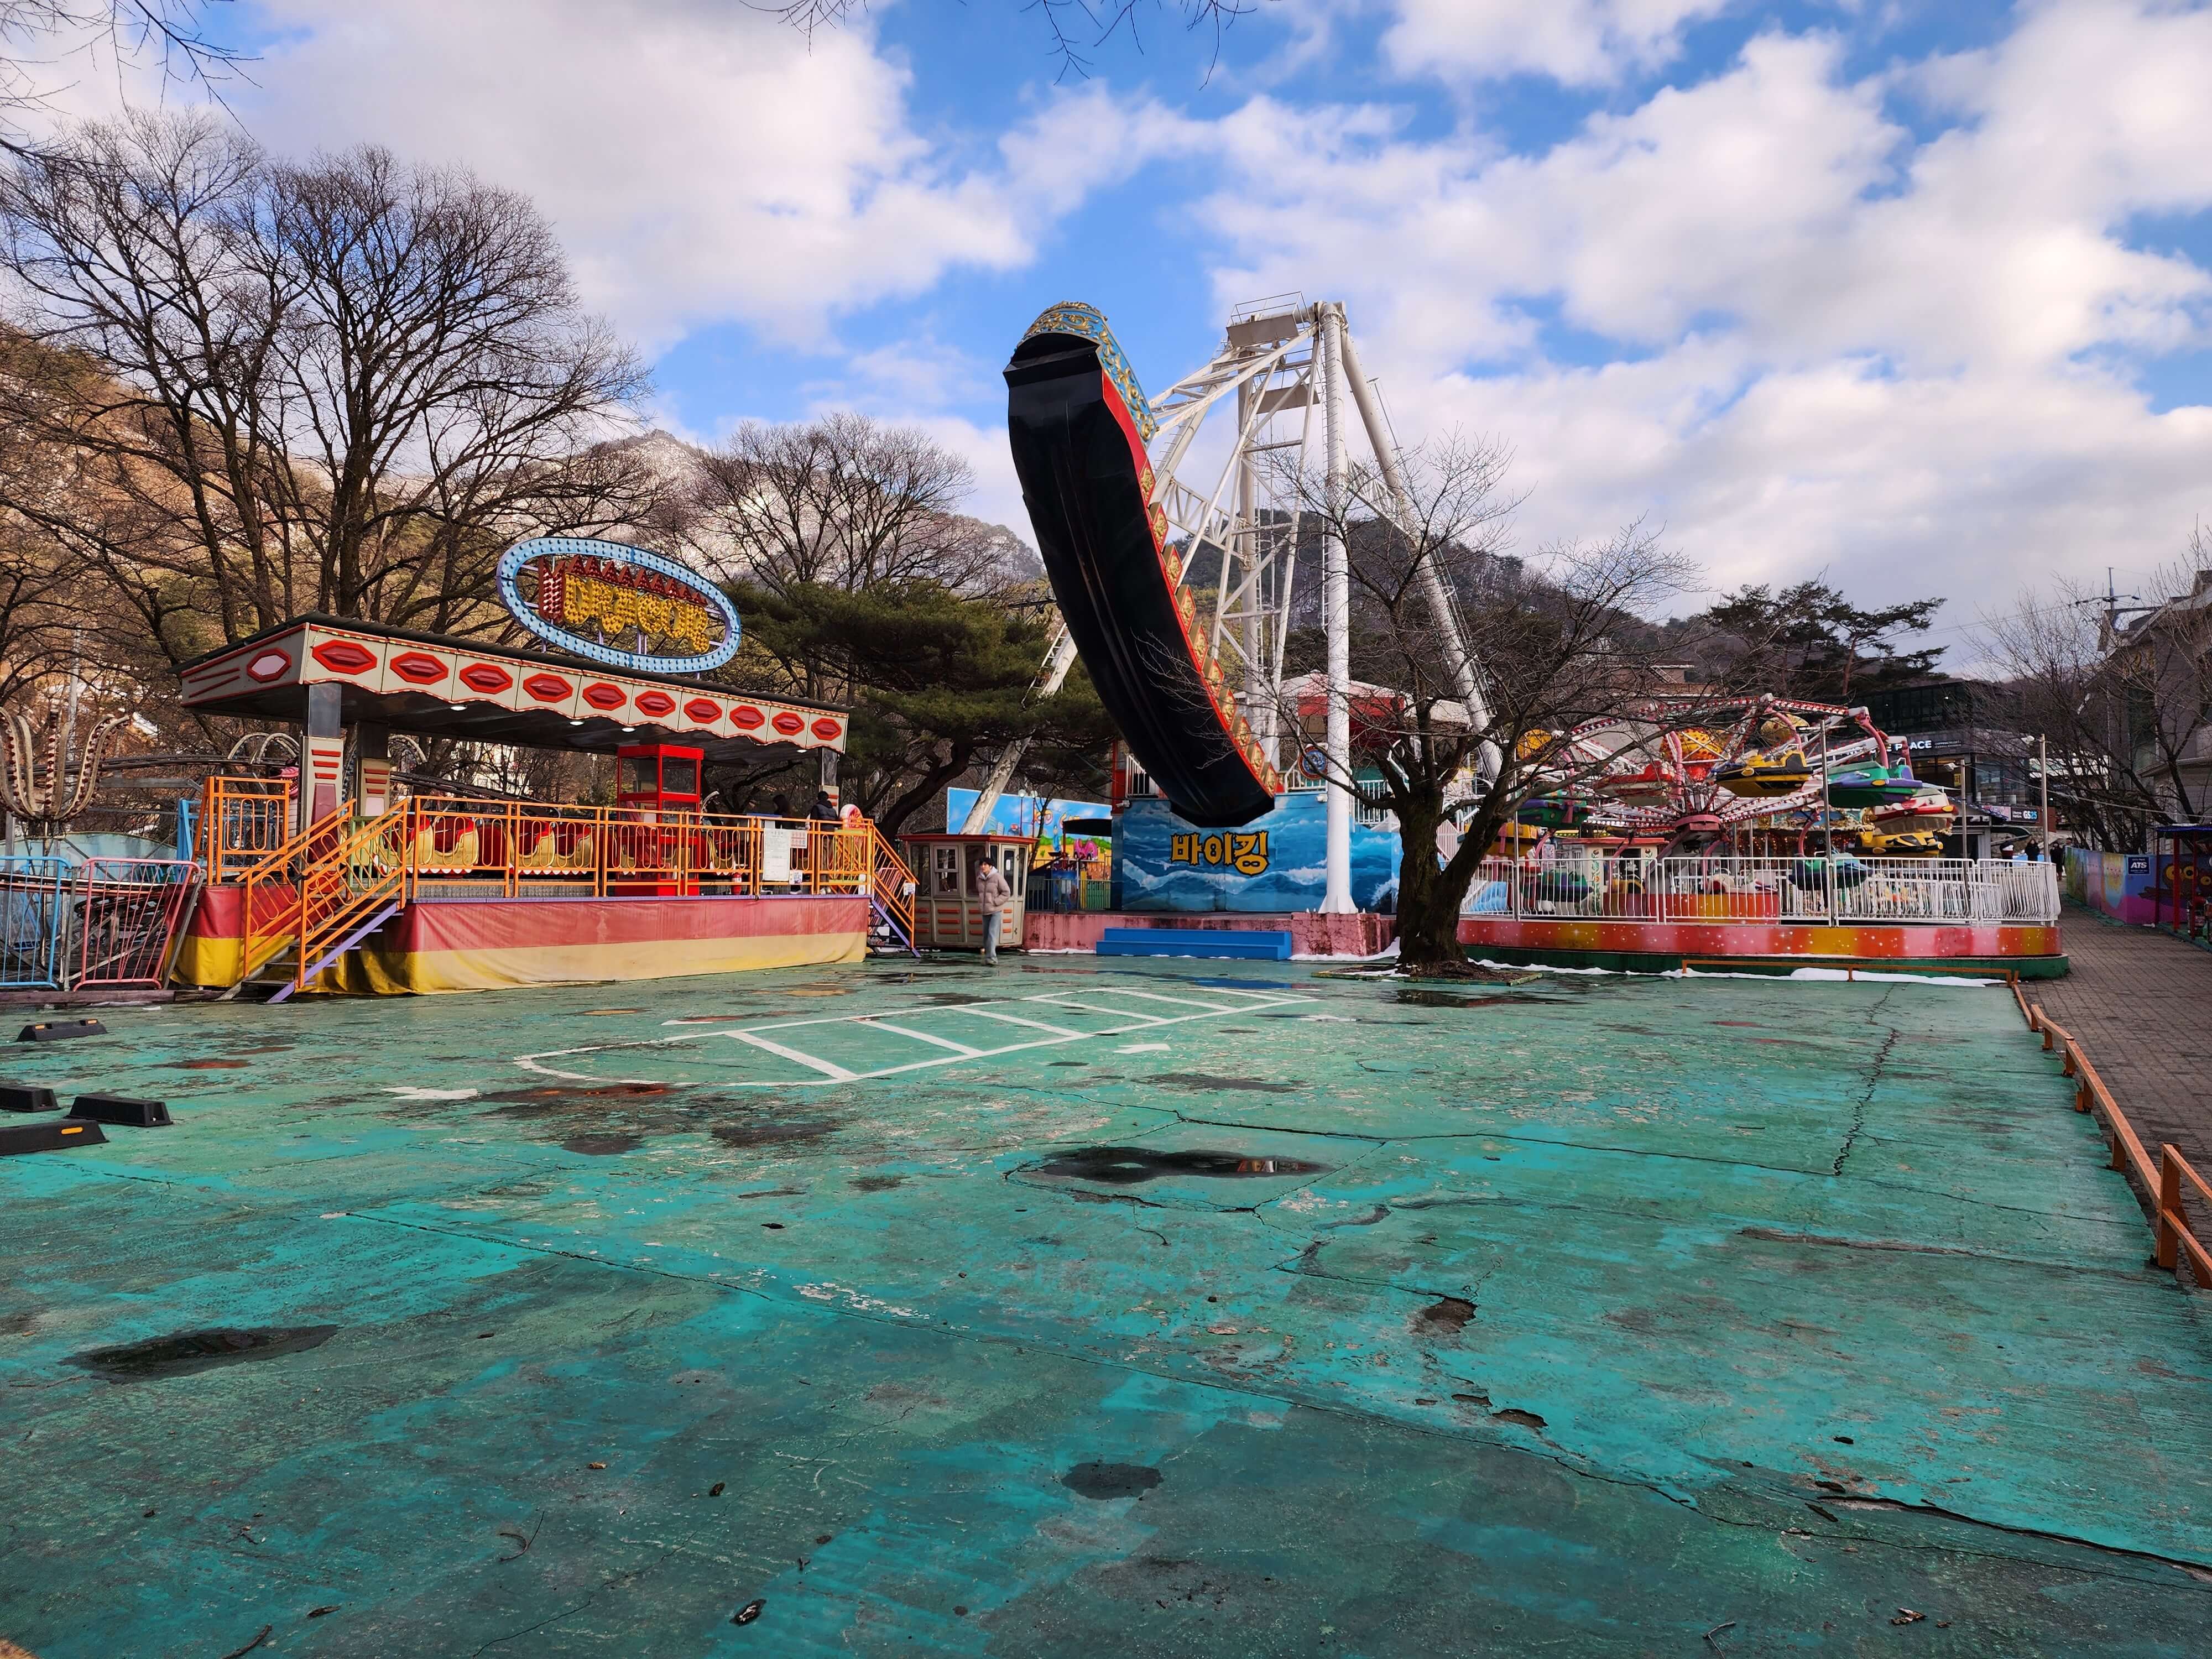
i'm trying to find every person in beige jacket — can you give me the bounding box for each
[974,857,1011,964]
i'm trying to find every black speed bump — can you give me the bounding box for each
[0,1117,107,1155]
[0,1084,60,1113]
[69,1094,172,1128]
[17,1018,107,1043]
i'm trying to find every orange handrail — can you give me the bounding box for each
[2021,998,2211,1290]
[287,809,415,994]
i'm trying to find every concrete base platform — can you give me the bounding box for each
[177,890,867,993]
[1460,916,2069,978]
[1026,909,1394,957]
[2,959,2206,1653]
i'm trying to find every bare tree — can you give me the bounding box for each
[1272,438,1752,974]
[1,1,243,159]
[687,413,1016,602]
[755,0,1268,78]
[1986,538,2212,848]
[0,111,657,677]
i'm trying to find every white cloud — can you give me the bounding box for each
[234,0,1187,351]
[1383,0,1731,87]
[1167,5,2212,612]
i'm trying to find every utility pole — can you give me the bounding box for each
[2037,732,2051,859]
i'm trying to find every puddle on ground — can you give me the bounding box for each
[66,1326,340,1380]
[1028,1145,1330,1185]
[1062,1462,1162,1500]
[561,1133,640,1156]
[1393,988,1555,1009]
[711,1118,832,1149]
[1146,1073,1298,1094]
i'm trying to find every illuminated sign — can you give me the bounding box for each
[497,537,740,674]
[1170,830,1270,876]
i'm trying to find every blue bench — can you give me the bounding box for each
[1095,927,1292,961]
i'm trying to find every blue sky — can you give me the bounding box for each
[41,0,2212,632]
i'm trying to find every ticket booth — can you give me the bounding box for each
[615,743,703,895]
[899,832,1034,952]
[618,743,703,822]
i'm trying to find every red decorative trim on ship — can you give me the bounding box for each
[390,651,447,685]
[770,711,805,737]
[582,681,627,711]
[811,717,842,741]
[684,697,723,724]
[523,673,573,703]
[460,664,513,694]
[634,690,677,718]
[731,705,765,730]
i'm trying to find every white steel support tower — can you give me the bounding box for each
[980,297,1481,908]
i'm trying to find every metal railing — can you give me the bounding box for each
[0,854,196,990]
[199,776,295,884]
[0,856,71,987]
[1464,854,2060,925]
[72,858,199,988]
[196,780,913,988]
[2019,991,2212,1290]
[391,794,885,901]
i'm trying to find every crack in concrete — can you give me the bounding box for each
[1831,988,1901,1178]
[188,1199,2212,1596]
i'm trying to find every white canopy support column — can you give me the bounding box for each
[1319,301,1355,915]
[1335,324,1499,784]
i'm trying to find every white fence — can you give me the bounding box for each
[1463,855,2060,926]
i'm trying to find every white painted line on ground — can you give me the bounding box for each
[1084,988,1249,1011]
[952,1008,1088,1039]
[1026,999,1175,1024]
[514,983,1313,1089]
[857,1019,984,1056]
[724,1030,860,1081]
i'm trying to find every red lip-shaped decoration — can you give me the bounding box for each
[310,640,377,674]
[731,706,765,730]
[460,664,513,694]
[771,711,805,737]
[684,697,722,724]
[634,690,676,718]
[523,673,572,702]
[390,651,447,685]
[246,650,291,683]
[811,717,842,741]
[582,682,626,711]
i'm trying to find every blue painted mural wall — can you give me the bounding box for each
[1115,794,1402,912]
[945,789,1110,839]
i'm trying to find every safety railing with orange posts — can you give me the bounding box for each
[194,778,918,987]
[199,776,295,884]
[2017,988,2212,1291]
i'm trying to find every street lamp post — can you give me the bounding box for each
[2038,733,2051,860]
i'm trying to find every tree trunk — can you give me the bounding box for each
[1389,784,1465,974]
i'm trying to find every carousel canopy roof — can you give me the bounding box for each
[178,614,848,762]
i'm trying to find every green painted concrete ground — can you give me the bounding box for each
[3,958,2209,1656]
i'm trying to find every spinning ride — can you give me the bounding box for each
[1528,696,1944,853]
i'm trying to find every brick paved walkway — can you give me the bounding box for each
[2032,902,2212,1168]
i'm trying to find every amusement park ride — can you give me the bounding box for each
[1001,295,1489,911]
[994,296,1961,886]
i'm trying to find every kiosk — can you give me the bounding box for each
[899,832,1034,953]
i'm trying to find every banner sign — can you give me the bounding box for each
[498,537,740,674]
